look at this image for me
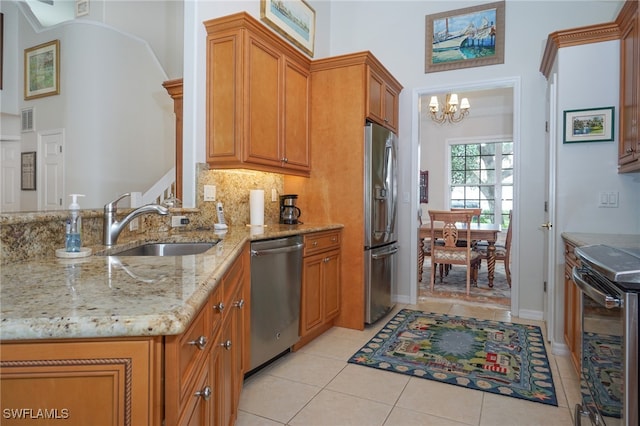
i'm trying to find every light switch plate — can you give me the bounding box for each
[204,185,216,201]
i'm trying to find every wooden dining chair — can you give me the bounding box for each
[475,210,513,287]
[428,210,481,295]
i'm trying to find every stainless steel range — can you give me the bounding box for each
[572,244,640,426]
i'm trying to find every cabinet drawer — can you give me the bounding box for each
[304,231,341,256]
[174,301,211,403]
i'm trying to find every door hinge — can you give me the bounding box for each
[545,121,549,132]
[543,281,547,292]
[544,201,548,213]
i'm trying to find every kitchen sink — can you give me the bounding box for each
[107,242,218,256]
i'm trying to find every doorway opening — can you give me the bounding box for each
[415,78,520,310]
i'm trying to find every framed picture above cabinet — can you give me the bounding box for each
[260,0,316,57]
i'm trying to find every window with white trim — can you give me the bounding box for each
[449,141,513,228]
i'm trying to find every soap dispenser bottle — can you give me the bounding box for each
[65,194,85,252]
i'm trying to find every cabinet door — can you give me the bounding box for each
[384,84,400,133]
[367,69,385,126]
[207,31,243,165]
[323,250,341,321]
[244,35,281,167]
[178,361,213,426]
[619,7,639,169]
[0,339,160,426]
[282,58,311,172]
[301,254,324,334]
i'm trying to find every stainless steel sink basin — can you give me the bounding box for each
[110,242,218,256]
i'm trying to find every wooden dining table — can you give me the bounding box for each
[419,222,501,287]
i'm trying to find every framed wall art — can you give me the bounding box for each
[563,107,615,144]
[260,0,316,57]
[425,1,505,73]
[21,152,36,191]
[24,40,60,100]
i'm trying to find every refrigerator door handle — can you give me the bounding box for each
[371,246,399,259]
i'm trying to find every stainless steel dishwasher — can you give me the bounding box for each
[248,235,304,373]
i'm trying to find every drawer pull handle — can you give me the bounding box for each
[221,340,232,350]
[195,386,212,401]
[312,241,318,247]
[213,302,225,312]
[234,299,245,309]
[188,335,208,350]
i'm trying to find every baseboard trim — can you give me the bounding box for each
[517,309,544,321]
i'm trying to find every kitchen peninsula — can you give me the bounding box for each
[0,222,341,425]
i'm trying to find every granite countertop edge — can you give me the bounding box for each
[561,232,640,249]
[0,224,343,342]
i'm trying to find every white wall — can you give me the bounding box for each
[550,40,640,347]
[183,1,630,323]
[1,0,180,209]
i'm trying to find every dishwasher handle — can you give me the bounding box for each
[251,242,304,257]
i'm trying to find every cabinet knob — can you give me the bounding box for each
[213,302,225,312]
[188,335,208,350]
[323,257,330,263]
[312,241,318,247]
[626,147,635,153]
[195,386,212,401]
[331,237,337,242]
[234,299,245,309]
[221,340,232,350]
[282,157,288,163]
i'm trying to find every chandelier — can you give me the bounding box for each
[428,93,470,124]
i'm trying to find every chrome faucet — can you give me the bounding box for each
[103,193,169,246]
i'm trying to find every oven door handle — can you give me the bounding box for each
[572,266,621,309]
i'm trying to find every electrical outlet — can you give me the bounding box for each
[204,185,216,201]
[129,218,139,231]
[172,215,188,227]
[272,188,278,202]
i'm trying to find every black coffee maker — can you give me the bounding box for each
[279,194,302,224]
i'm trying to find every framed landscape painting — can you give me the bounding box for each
[425,1,505,73]
[563,107,615,144]
[24,40,60,100]
[261,0,315,57]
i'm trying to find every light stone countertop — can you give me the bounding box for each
[561,232,640,249]
[0,224,342,341]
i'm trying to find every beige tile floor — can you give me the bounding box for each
[237,299,582,426]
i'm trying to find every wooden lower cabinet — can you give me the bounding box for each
[0,244,249,426]
[563,240,582,375]
[171,243,248,426]
[295,230,341,350]
[0,337,163,426]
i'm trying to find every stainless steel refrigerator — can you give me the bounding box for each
[364,121,398,324]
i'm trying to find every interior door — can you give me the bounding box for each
[542,74,558,342]
[38,129,65,210]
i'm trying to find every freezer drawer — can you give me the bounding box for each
[364,243,398,324]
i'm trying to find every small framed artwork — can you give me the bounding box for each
[24,40,60,100]
[21,152,36,191]
[260,0,316,57]
[75,0,90,17]
[420,170,429,204]
[563,107,615,144]
[425,1,505,73]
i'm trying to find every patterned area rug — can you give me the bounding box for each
[348,309,558,407]
[421,258,511,307]
[581,332,622,418]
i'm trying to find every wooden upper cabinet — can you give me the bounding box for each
[617,0,640,172]
[366,66,401,133]
[204,13,311,176]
